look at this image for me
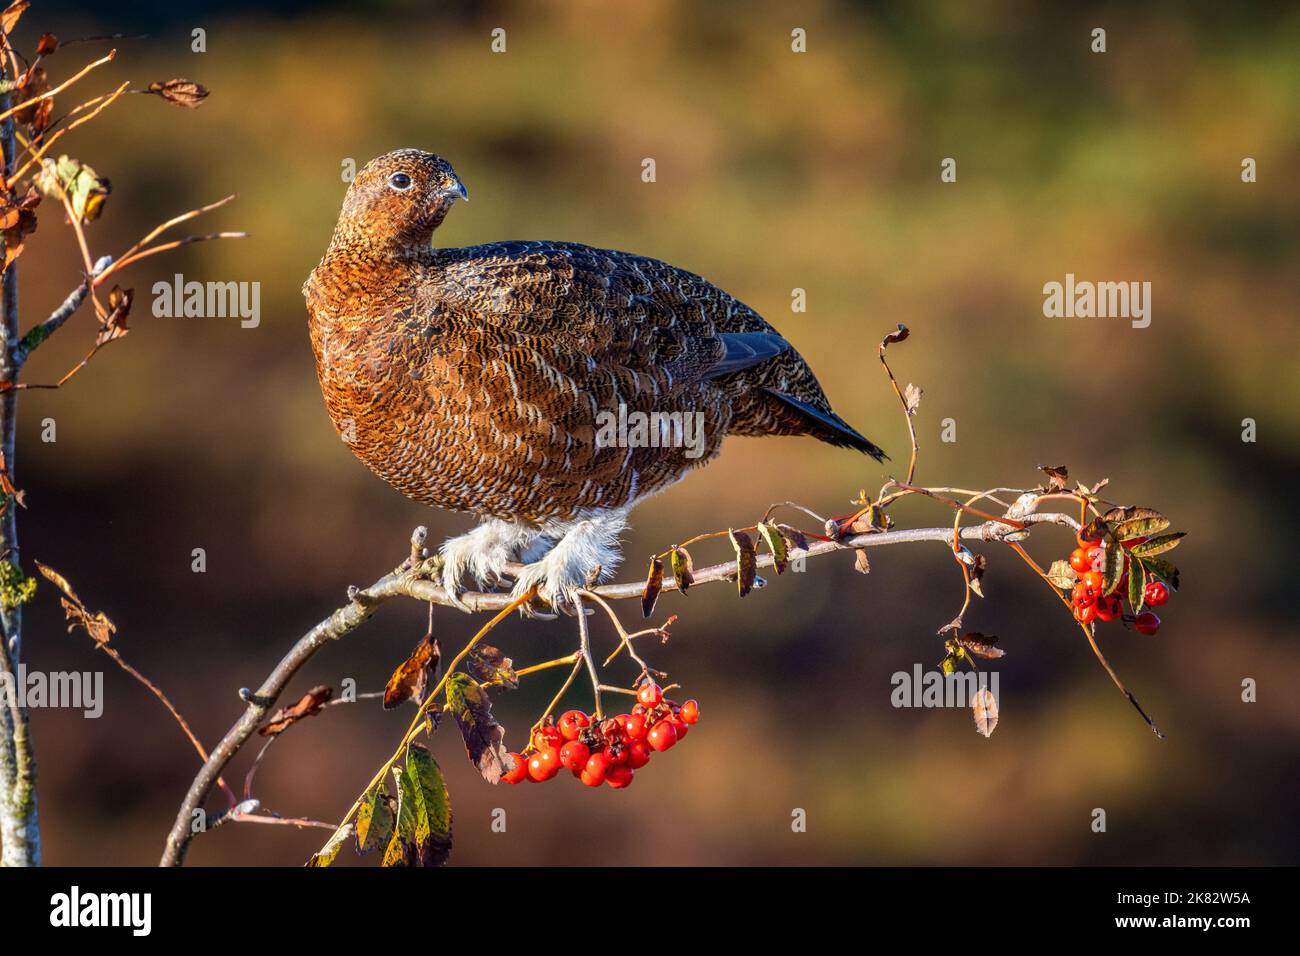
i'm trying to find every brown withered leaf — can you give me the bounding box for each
[383,632,440,709]
[95,285,132,347]
[1047,559,1078,591]
[848,504,890,535]
[1107,506,1170,542]
[903,383,922,416]
[955,632,1004,660]
[776,522,809,554]
[466,643,516,689]
[0,185,40,271]
[259,685,333,737]
[444,672,510,784]
[35,32,57,56]
[641,555,664,618]
[728,529,757,597]
[972,687,999,738]
[669,546,695,593]
[146,78,209,108]
[29,96,52,135]
[35,561,116,645]
[881,323,909,348]
[968,552,987,597]
[756,521,788,574]
[0,1,29,35]
[853,549,871,574]
[1038,464,1069,492]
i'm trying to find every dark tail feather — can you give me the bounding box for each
[762,388,888,461]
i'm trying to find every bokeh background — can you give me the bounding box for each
[7,0,1298,865]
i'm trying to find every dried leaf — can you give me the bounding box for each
[0,1,29,35]
[1047,559,1078,591]
[756,521,788,574]
[259,685,332,736]
[95,285,132,346]
[776,523,809,554]
[35,32,57,56]
[146,78,209,109]
[853,549,871,574]
[444,672,510,784]
[640,556,664,618]
[669,546,695,593]
[972,687,999,738]
[306,823,353,868]
[382,632,440,710]
[956,632,1004,660]
[968,553,987,597]
[728,529,757,597]
[34,561,114,643]
[466,643,516,689]
[1038,464,1069,492]
[902,383,922,416]
[847,504,889,535]
[881,323,909,348]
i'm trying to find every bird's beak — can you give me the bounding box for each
[442,176,469,202]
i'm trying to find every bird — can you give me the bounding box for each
[303,149,884,615]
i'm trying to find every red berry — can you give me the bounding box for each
[679,699,700,725]
[558,740,591,772]
[1095,594,1123,622]
[627,740,652,769]
[558,710,590,741]
[1081,570,1104,592]
[1073,602,1098,624]
[623,713,648,740]
[607,744,630,766]
[669,719,689,740]
[1086,546,1106,572]
[1134,611,1161,636]
[647,720,678,752]
[606,765,634,789]
[528,747,561,782]
[503,753,529,785]
[1144,581,1169,607]
[582,751,611,784]
[637,681,663,708]
[533,725,563,750]
[1072,583,1095,608]
[1068,548,1090,573]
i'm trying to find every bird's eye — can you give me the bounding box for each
[388,172,413,192]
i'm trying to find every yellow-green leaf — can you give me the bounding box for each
[1129,533,1185,558]
[757,521,788,574]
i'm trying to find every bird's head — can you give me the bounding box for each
[330,149,468,255]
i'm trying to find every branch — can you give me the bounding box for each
[11,254,111,366]
[159,509,1074,866]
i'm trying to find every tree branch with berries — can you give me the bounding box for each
[153,321,1183,868]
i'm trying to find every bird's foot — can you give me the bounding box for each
[439,519,540,613]
[506,510,628,618]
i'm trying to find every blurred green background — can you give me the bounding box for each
[8,0,1298,865]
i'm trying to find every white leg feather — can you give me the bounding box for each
[509,509,629,614]
[440,518,540,611]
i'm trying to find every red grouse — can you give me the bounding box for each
[304,149,883,613]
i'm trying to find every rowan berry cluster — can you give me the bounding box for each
[503,681,698,789]
[1066,533,1169,635]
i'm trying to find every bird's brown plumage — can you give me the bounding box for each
[305,149,881,524]
[303,150,882,608]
